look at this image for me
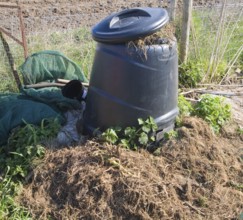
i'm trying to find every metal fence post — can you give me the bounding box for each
[18,4,28,59]
[179,0,193,63]
[0,32,22,90]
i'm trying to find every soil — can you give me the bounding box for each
[0,0,223,33]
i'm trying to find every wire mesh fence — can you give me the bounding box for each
[0,0,242,91]
[189,0,243,82]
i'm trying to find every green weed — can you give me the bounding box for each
[175,94,194,127]
[163,130,178,140]
[178,94,193,116]
[179,60,205,88]
[101,117,158,150]
[0,118,61,219]
[8,118,61,150]
[0,168,31,220]
[193,94,231,133]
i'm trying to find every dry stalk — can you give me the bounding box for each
[212,7,243,82]
[127,23,176,59]
[191,20,200,60]
[210,0,227,81]
[203,0,227,82]
[220,44,243,84]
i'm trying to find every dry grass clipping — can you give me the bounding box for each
[18,117,243,220]
[127,23,176,59]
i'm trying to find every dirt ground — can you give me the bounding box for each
[0,0,223,32]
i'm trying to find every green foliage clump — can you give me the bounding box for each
[8,118,60,151]
[163,130,178,140]
[177,94,232,134]
[101,117,158,150]
[0,118,61,219]
[178,94,193,116]
[3,118,60,179]
[179,60,205,88]
[193,94,231,133]
[176,94,193,127]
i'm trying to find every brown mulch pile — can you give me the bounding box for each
[19,117,243,220]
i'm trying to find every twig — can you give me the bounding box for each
[183,201,205,216]
[195,90,243,97]
[24,82,65,89]
[180,88,206,95]
[57,78,71,84]
[57,78,89,87]
[185,97,199,103]
[220,44,243,84]
[215,8,243,79]
[197,84,243,88]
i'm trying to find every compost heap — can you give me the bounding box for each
[19,117,243,220]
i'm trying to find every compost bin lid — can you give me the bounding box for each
[92,7,169,43]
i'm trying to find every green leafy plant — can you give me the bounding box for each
[101,127,121,144]
[0,172,31,220]
[0,118,61,219]
[179,60,205,88]
[178,94,193,116]
[193,94,231,133]
[8,118,61,150]
[163,130,178,140]
[175,94,194,127]
[3,118,60,179]
[102,117,158,150]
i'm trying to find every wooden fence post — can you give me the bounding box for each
[169,0,177,22]
[179,0,193,63]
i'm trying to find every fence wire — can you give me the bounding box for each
[191,1,243,59]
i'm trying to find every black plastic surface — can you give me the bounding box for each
[92,7,169,43]
[83,42,178,134]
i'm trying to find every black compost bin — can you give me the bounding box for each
[84,7,178,136]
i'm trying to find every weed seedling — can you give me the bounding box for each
[102,117,158,150]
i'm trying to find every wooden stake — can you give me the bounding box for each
[179,0,193,63]
[169,0,177,22]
